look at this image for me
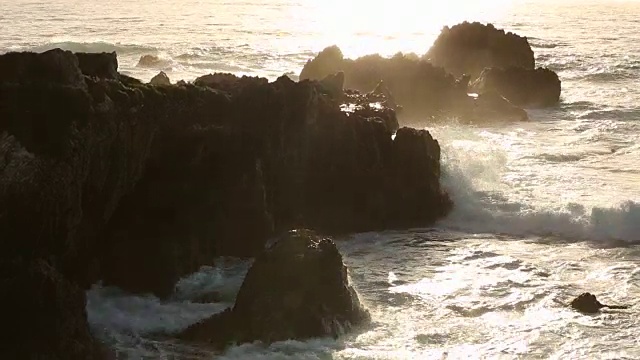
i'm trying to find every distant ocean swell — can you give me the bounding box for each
[438,143,640,245]
[26,41,158,55]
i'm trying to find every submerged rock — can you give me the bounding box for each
[571,293,604,313]
[179,230,370,347]
[474,91,529,121]
[149,70,171,85]
[470,67,561,107]
[425,22,535,79]
[75,52,119,80]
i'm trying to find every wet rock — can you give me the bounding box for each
[137,54,165,68]
[425,22,535,78]
[470,67,561,107]
[300,48,479,121]
[571,292,605,313]
[0,259,109,359]
[75,52,119,80]
[370,80,398,112]
[0,48,85,87]
[319,71,345,98]
[149,71,171,86]
[474,91,529,121]
[391,128,452,223]
[179,229,370,347]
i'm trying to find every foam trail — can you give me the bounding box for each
[87,258,252,358]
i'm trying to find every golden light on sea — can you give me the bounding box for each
[294,0,519,58]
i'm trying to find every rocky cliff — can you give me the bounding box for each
[0,49,451,358]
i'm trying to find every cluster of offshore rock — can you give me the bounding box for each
[0,21,562,359]
[300,22,561,123]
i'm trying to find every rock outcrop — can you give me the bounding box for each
[179,229,370,348]
[301,23,562,115]
[149,70,171,85]
[570,292,630,314]
[425,22,535,79]
[470,67,561,107]
[299,47,528,122]
[0,49,451,356]
[0,49,450,293]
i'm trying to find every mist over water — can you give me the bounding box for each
[5,0,640,358]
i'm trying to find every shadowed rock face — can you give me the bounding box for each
[425,22,535,79]
[471,67,562,107]
[300,47,491,121]
[570,292,605,313]
[149,71,171,85]
[0,259,109,360]
[0,48,450,357]
[179,229,370,348]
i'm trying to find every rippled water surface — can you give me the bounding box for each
[3,0,640,358]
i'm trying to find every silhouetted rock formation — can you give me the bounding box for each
[1,259,109,359]
[470,67,561,107]
[194,72,268,93]
[570,292,630,314]
[179,229,370,348]
[425,22,535,79]
[0,49,451,356]
[299,46,528,122]
[150,70,171,85]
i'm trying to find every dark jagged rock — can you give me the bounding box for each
[0,48,85,87]
[136,54,165,68]
[149,70,171,85]
[570,292,630,314]
[0,259,109,359]
[391,128,452,222]
[342,88,400,132]
[425,22,535,79]
[299,47,527,122]
[194,72,268,93]
[0,48,451,357]
[1,49,450,299]
[179,229,370,348]
[571,293,604,313]
[470,67,561,107]
[75,52,119,80]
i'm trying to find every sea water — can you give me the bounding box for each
[2,0,640,358]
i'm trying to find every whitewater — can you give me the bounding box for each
[3,0,640,358]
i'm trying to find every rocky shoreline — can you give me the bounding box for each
[0,22,560,358]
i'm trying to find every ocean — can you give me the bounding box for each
[2,0,640,358]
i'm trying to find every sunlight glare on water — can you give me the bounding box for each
[4,0,640,358]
